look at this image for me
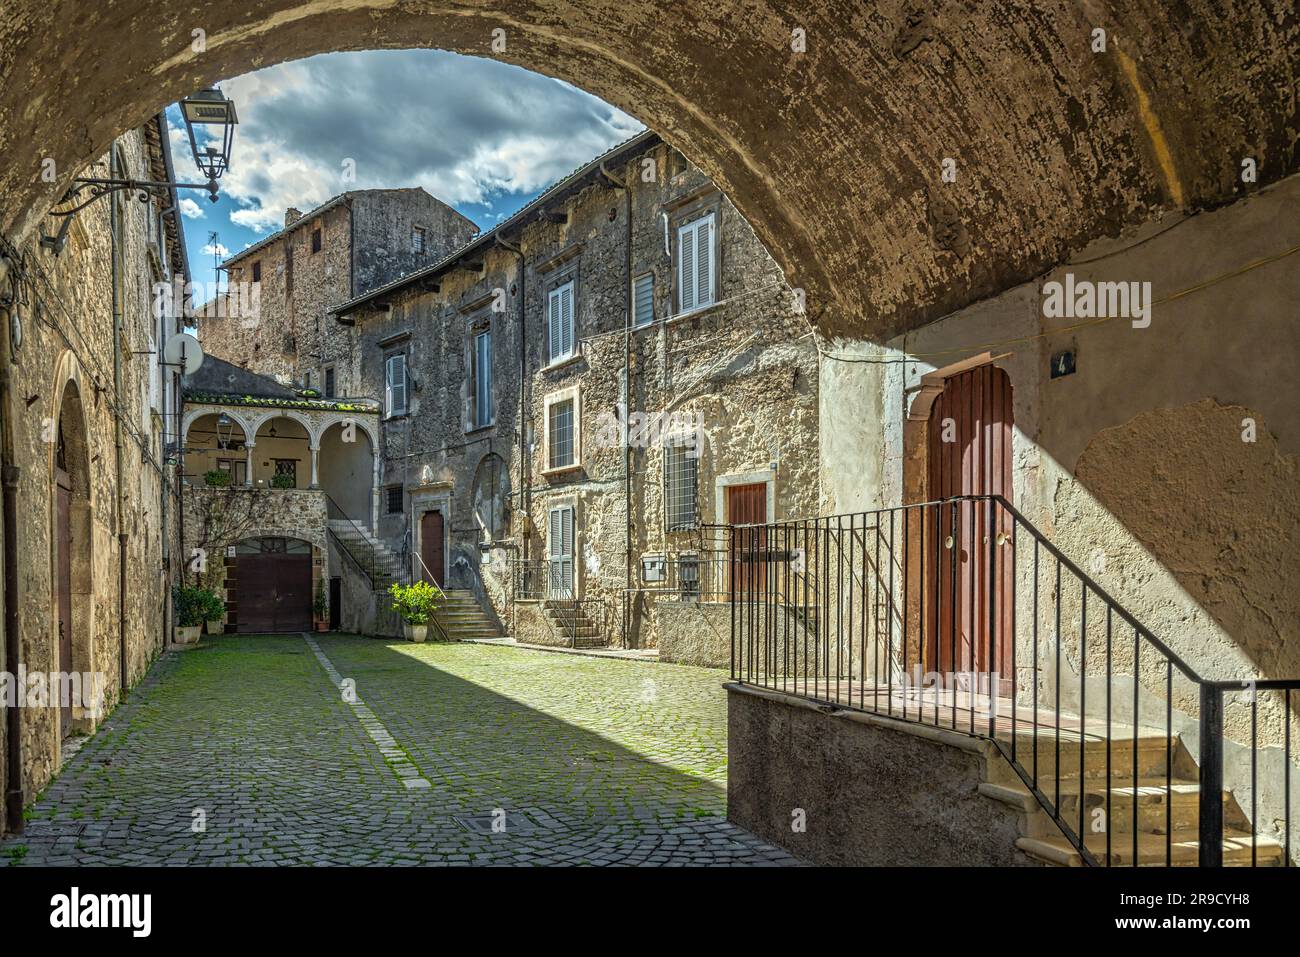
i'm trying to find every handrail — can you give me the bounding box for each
[409,549,452,643]
[725,494,1298,868]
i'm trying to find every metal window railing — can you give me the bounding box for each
[726,495,1297,867]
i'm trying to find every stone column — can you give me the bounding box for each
[244,441,255,486]
[309,445,320,489]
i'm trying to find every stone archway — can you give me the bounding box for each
[50,378,95,736]
[2,2,1298,342]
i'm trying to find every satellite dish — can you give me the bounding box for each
[163,332,205,375]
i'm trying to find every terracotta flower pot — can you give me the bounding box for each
[205,620,224,635]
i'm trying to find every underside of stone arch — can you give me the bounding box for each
[0,1,1296,341]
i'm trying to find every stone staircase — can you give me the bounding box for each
[433,589,503,641]
[543,601,606,649]
[977,722,1286,866]
[328,519,404,590]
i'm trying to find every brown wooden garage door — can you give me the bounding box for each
[234,538,313,633]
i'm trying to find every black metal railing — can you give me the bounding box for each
[727,495,1296,867]
[509,559,609,647]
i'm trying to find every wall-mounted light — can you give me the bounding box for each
[40,87,239,255]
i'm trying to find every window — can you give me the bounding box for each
[217,458,247,486]
[251,261,262,283]
[273,459,297,487]
[676,212,715,314]
[664,433,699,530]
[633,273,655,328]
[547,506,574,599]
[547,396,576,471]
[472,329,493,429]
[386,485,404,515]
[546,279,575,364]
[303,370,313,390]
[412,226,426,253]
[323,365,336,399]
[311,227,322,254]
[385,354,408,417]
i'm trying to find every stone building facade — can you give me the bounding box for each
[202,189,479,393]
[0,115,187,834]
[179,355,386,637]
[334,132,819,661]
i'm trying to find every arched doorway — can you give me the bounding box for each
[233,537,314,633]
[924,363,1013,685]
[318,419,375,524]
[52,380,93,737]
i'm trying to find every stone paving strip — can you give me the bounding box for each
[304,634,431,791]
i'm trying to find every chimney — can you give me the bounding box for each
[285,207,303,227]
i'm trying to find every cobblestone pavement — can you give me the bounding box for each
[2,635,800,866]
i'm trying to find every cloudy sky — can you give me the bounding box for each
[169,50,643,288]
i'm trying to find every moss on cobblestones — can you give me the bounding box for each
[0,635,798,866]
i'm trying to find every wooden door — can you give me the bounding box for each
[420,510,445,586]
[236,545,313,633]
[55,468,73,735]
[926,364,1013,687]
[726,483,768,596]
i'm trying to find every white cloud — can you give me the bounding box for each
[211,50,643,234]
[201,242,230,258]
[177,197,204,219]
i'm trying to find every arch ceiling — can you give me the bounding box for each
[0,1,1295,342]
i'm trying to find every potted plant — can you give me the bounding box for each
[271,472,295,489]
[172,585,206,645]
[203,468,233,487]
[199,588,226,635]
[313,578,329,632]
[388,580,439,642]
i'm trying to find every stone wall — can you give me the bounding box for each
[181,485,329,632]
[819,172,1300,839]
[203,189,476,396]
[727,684,1038,866]
[0,122,178,825]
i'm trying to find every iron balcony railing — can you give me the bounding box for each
[726,495,1297,867]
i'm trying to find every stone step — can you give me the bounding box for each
[1017,828,1285,867]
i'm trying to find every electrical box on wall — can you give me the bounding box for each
[641,554,665,583]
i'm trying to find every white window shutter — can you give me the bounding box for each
[679,224,695,312]
[695,216,713,308]
[561,282,574,357]
[548,288,562,361]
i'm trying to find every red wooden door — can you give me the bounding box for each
[727,483,768,596]
[926,365,1013,688]
[420,511,445,586]
[55,468,73,735]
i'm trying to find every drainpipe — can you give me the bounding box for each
[1,248,24,834]
[110,153,128,694]
[600,160,633,649]
[494,235,528,562]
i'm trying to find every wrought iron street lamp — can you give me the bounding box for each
[40,86,238,255]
